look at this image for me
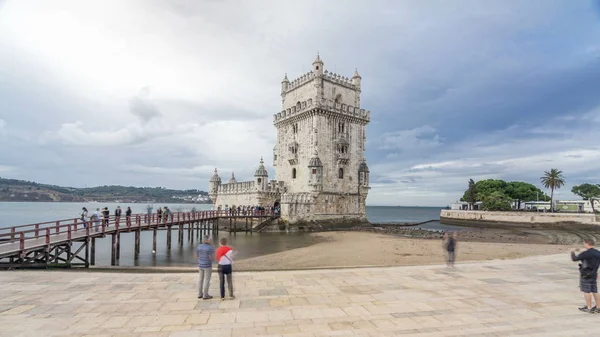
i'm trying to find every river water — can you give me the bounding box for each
[0,202,451,267]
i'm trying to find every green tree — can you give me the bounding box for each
[481,191,512,211]
[505,181,549,208]
[540,169,566,212]
[463,179,478,210]
[571,183,600,213]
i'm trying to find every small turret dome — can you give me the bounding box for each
[210,168,221,183]
[352,68,361,79]
[312,53,323,65]
[254,157,269,177]
[358,160,369,172]
[229,172,237,184]
[308,150,323,167]
[281,73,289,83]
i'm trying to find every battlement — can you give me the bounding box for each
[216,180,281,194]
[322,70,356,89]
[283,69,358,93]
[273,98,370,124]
[285,71,315,92]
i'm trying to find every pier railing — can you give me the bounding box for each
[0,210,276,262]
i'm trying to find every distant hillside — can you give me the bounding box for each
[0,177,211,203]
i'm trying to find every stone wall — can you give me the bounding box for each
[440,210,600,230]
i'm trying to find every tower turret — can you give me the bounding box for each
[308,150,323,191]
[281,74,289,94]
[228,172,237,184]
[312,53,324,75]
[358,159,370,186]
[208,168,221,203]
[352,68,362,88]
[254,157,269,191]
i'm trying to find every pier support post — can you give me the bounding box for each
[134,230,140,260]
[152,228,157,253]
[245,218,248,233]
[177,224,182,246]
[229,218,232,233]
[85,237,90,268]
[167,225,172,250]
[91,238,95,266]
[111,233,117,266]
[116,233,121,266]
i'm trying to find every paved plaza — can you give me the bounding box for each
[0,254,599,337]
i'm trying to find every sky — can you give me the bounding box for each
[1,0,600,207]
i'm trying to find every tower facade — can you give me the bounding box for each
[273,54,371,223]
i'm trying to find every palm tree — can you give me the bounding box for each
[540,169,566,212]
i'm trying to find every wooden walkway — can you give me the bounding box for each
[0,210,277,269]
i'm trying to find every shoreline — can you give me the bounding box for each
[24,230,578,273]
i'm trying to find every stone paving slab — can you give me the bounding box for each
[0,254,599,336]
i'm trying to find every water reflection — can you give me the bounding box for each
[86,230,315,267]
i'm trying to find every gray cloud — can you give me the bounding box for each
[129,87,161,122]
[0,0,599,206]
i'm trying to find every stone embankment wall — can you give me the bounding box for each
[440,210,600,230]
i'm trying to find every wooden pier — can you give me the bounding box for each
[0,210,277,269]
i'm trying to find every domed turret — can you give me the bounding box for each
[308,152,323,168]
[358,160,369,173]
[352,68,361,88]
[228,172,237,184]
[308,150,323,190]
[209,168,221,183]
[281,73,289,93]
[254,157,269,177]
[254,157,268,191]
[358,159,370,186]
[208,168,221,204]
[312,53,324,75]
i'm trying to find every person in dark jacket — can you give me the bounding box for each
[571,238,600,313]
[125,207,132,226]
[443,232,457,268]
[102,207,110,227]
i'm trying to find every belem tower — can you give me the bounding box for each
[209,54,371,225]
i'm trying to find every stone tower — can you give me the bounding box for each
[272,54,371,224]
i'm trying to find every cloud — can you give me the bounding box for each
[379,125,443,151]
[129,87,161,122]
[0,0,599,207]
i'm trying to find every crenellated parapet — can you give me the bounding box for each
[322,70,357,90]
[285,71,316,92]
[282,69,359,94]
[273,98,370,124]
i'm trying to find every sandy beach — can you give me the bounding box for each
[234,231,573,271]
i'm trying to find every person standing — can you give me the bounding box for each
[80,207,89,229]
[125,207,132,226]
[157,207,163,223]
[215,237,236,300]
[114,206,122,224]
[102,207,110,227]
[195,236,215,300]
[93,208,102,232]
[443,232,457,268]
[571,238,600,313]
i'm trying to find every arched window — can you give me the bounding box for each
[338,168,344,179]
[335,94,342,103]
[338,122,345,133]
[312,169,317,174]
[293,124,298,134]
[292,168,297,179]
[257,178,262,183]
[296,101,301,110]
